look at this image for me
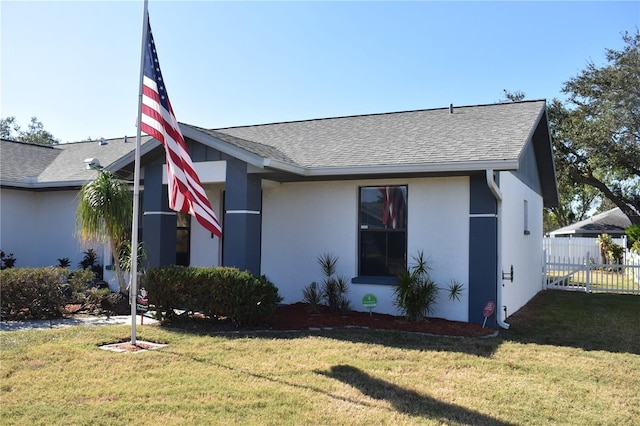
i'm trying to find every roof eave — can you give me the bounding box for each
[180,124,268,169]
[1,179,90,190]
[265,159,520,177]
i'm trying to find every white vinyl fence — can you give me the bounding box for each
[544,236,640,295]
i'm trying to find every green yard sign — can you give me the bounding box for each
[362,293,377,310]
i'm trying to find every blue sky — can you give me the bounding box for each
[1,1,638,143]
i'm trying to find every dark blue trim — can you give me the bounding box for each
[142,163,177,268]
[351,276,398,285]
[468,174,498,327]
[222,157,262,276]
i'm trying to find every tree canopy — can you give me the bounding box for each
[549,30,640,227]
[0,116,60,145]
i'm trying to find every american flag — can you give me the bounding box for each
[379,186,406,229]
[140,18,222,238]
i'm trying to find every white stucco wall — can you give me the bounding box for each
[1,188,102,269]
[260,177,470,321]
[189,183,223,267]
[499,171,544,319]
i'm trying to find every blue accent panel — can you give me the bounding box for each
[186,138,222,162]
[513,140,542,196]
[468,216,497,327]
[470,175,497,215]
[222,157,262,275]
[142,163,177,268]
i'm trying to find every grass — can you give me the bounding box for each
[547,268,640,293]
[1,291,639,425]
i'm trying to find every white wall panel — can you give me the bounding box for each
[499,172,544,318]
[1,189,101,269]
[261,177,470,321]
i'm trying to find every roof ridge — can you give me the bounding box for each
[0,138,58,149]
[207,99,547,131]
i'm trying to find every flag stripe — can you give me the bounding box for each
[140,18,222,237]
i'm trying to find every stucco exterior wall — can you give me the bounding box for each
[499,171,544,319]
[189,183,224,267]
[1,188,100,269]
[260,177,470,321]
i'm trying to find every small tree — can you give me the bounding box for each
[76,171,132,294]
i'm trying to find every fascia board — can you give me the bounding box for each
[1,179,90,190]
[106,139,161,172]
[265,159,519,177]
[180,124,267,169]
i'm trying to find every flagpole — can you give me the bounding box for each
[130,0,150,346]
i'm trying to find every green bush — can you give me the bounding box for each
[146,266,282,326]
[0,267,69,319]
[393,251,438,322]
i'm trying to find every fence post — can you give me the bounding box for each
[585,251,591,293]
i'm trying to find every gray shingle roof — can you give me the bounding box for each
[0,139,60,182]
[1,136,152,188]
[550,208,632,236]
[206,100,546,169]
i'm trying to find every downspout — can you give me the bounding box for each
[486,169,510,329]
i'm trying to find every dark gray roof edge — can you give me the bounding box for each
[0,138,58,149]
[206,99,548,131]
[1,179,90,190]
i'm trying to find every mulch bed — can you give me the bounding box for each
[160,303,496,338]
[270,303,495,337]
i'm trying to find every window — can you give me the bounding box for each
[176,212,191,266]
[359,186,407,276]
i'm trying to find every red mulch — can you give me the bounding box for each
[270,303,495,337]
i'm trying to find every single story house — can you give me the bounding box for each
[549,207,631,238]
[0,100,558,327]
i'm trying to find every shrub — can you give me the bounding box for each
[0,267,68,319]
[146,266,282,326]
[393,251,438,322]
[302,283,322,313]
[317,253,351,313]
[1,251,16,269]
[79,248,103,280]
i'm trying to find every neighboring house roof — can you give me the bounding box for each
[549,208,632,237]
[0,136,153,189]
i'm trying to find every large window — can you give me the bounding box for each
[359,186,407,276]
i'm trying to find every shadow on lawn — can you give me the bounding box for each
[317,365,514,425]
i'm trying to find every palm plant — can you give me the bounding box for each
[317,253,351,313]
[75,171,132,294]
[393,250,438,322]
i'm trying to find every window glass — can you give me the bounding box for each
[176,213,190,266]
[359,186,407,276]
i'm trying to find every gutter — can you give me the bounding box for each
[486,169,510,329]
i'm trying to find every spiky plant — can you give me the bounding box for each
[393,250,438,321]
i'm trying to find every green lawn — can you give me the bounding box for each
[547,268,640,293]
[1,291,639,425]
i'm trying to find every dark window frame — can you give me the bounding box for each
[176,212,191,266]
[357,185,408,278]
